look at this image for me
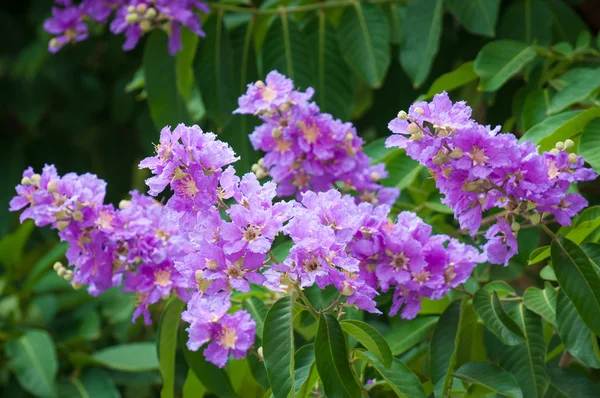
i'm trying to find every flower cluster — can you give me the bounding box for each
[235,71,399,206]
[44,0,209,54]
[386,92,597,265]
[9,165,192,323]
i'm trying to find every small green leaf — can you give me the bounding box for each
[355,351,426,398]
[474,40,536,92]
[523,282,557,326]
[481,281,517,296]
[579,119,600,173]
[419,61,477,100]
[540,265,557,281]
[498,0,552,44]
[157,297,185,398]
[182,369,206,398]
[445,0,500,37]
[473,290,525,346]
[7,330,58,398]
[263,296,295,398]
[243,296,268,340]
[340,320,392,369]
[314,313,361,398]
[529,245,550,265]
[92,343,159,372]
[548,68,600,114]
[556,289,600,368]
[386,316,438,356]
[454,362,523,398]
[551,237,600,336]
[399,0,443,87]
[337,3,390,88]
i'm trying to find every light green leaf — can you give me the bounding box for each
[243,296,268,340]
[540,265,557,281]
[429,298,465,398]
[92,343,159,372]
[473,290,525,345]
[182,369,206,398]
[423,201,454,214]
[445,0,500,37]
[481,280,516,296]
[143,31,190,130]
[420,61,477,100]
[399,0,443,87]
[579,119,600,173]
[340,320,392,369]
[454,362,523,398]
[556,289,600,368]
[498,0,552,45]
[314,313,361,398]
[157,297,185,398]
[529,245,550,265]
[293,344,315,393]
[548,68,600,114]
[263,296,295,398]
[7,330,58,398]
[523,282,557,326]
[551,237,600,336]
[386,316,438,356]
[355,351,426,398]
[175,27,199,101]
[474,40,536,92]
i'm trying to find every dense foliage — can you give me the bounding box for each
[2,0,600,397]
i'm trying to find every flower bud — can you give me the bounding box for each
[64,270,74,282]
[139,20,152,32]
[72,210,83,221]
[126,13,140,23]
[49,38,59,49]
[257,346,264,361]
[47,180,58,193]
[568,153,578,164]
[21,176,32,186]
[414,107,425,115]
[345,132,355,142]
[279,102,292,112]
[127,5,135,13]
[341,281,355,296]
[397,110,408,120]
[370,171,380,181]
[145,7,157,19]
[72,282,83,290]
[206,259,218,271]
[549,148,560,155]
[136,3,148,14]
[53,262,63,271]
[555,141,565,150]
[31,174,41,185]
[57,220,70,231]
[564,139,575,149]
[258,158,264,167]
[119,200,131,209]
[251,164,260,172]
[255,80,265,88]
[57,267,67,277]
[449,147,463,159]
[407,123,419,134]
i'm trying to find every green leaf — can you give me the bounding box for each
[23,242,67,292]
[0,220,34,269]
[473,290,525,345]
[423,201,454,214]
[175,28,199,101]
[386,316,438,356]
[540,265,557,281]
[337,3,390,88]
[548,68,600,114]
[520,88,552,131]
[481,280,517,296]
[579,119,600,173]
[456,301,488,366]
[529,245,550,265]
[454,362,523,398]
[363,137,422,189]
[306,14,354,120]
[474,40,536,92]
[293,344,315,393]
[420,61,477,100]
[243,296,268,340]
[399,0,443,87]
[157,297,185,398]
[143,31,190,130]
[546,0,590,46]
[551,237,600,336]
[355,351,426,398]
[314,312,361,398]
[498,0,552,45]
[262,15,313,90]
[429,298,465,398]
[523,282,557,326]
[180,328,237,398]
[92,343,159,372]
[498,305,550,398]
[7,330,58,398]
[57,369,119,398]
[445,0,500,37]
[182,370,206,398]
[522,108,600,151]
[556,289,600,368]
[340,320,392,369]
[263,296,295,398]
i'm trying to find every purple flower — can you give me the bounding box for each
[44,4,88,53]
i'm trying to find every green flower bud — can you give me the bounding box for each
[414,107,425,115]
[568,153,578,164]
[145,7,158,19]
[449,147,463,159]
[21,176,32,186]
[53,262,63,271]
[64,270,74,282]
[135,3,148,14]
[397,110,408,120]
[31,174,41,185]
[72,210,83,221]
[564,139,575,149]
[407,123,419,134]
[126,13,140,24]
[47,180,58,193]
[555,141,565,150]
[139,20,152,32]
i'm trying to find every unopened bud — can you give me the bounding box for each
[251,164,260,172]
[568,153,578,164]
[255,80,265,88]
[57,267,67,277]
[257,346,264,360]
[341,282,355,296]
[345,132,355,142]
[549,148,560,155]
[126,13,140,23]
[258,158,264,167]
[255,169,268,179]
[555,141,565,150]
[31,174,41,185]
[47,180,58,193]
[72,210,83,221]
[21,176,32,186]
[127,5,135,13]
[272,128,282,138]
[397,110,409,120]
[564,139,575,149]
[407,123,419,134]
[119,200,131,209]
[72,282,83,290]
[139,20,152,32]
[64,270,74,282]
[53,262,62,271]
[206,259,218,271]
[57,221,70,231]
[135,3,148,14]
[370,172,380,181]
[49,38,59,49]
[145,7,157,19]
[414,107,425,115]
[449,147,463,159]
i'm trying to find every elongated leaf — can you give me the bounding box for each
[314,313,361,398]
[355,351,426,398]
[400,0,442,87]
[579,119,600,173]
[143,31,190,130]
[454,362,523,398]
[456,302,487,366]
[546,363,600,397]
[293,344,315,393]
[551,237,600,336]
[243,296,268,340]
[386,316,438,355]
[92,343,159,372]
[0,220,34,270]
[157,297,185,398]
[498,305,550,398]
[306,15,354,120]
[520,87,552,131]
[57,369,119,398]
[546,0,589,45]
[498,0,552,45]
[340,320,392,369]
[7,330,58,398]
[430,298,465,398]
[182,370,206,398]
[175,28,199,101]
[337,3,390,88]
[262,16,313,90]
[420,61,477,100]
[523,283,557,326]
[556,289,600,368]
[263,296,295,398]
[445,0,500,37]
[473,290,525,345]
[548,68,600,114]
[474,40,536,92]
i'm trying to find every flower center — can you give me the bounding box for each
[154,269,172,287]
[412,270,430,285]
[468,146,489,166]
[303,258,321,273]
[390,251,409,270]
[96,210,114,229]
[220,326,238,350]
[261,86,277,102]
[275,139,292,153]
[302,124,320,144]
[243,226,260,242]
